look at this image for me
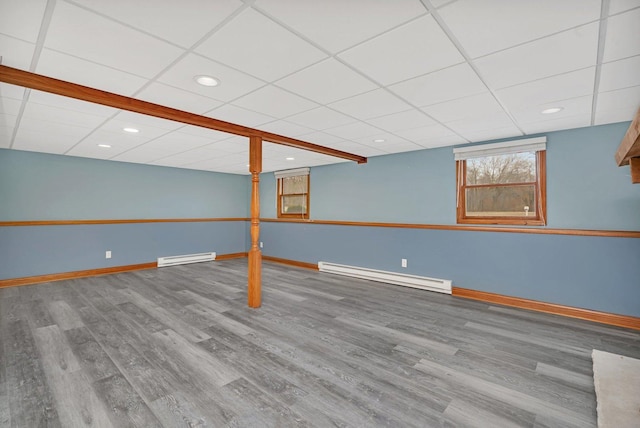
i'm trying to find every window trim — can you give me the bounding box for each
[277,174,310,219]
[456,150,547,226]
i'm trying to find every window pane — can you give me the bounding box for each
[465,185,536,217]
[282,195,307,214]
[466,152,536,185]
[282,176,308,194]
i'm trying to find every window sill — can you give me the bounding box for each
[457,218,546,226]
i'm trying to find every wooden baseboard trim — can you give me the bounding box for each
[453,287,640,330]
[262,256,318,271]
[216,252,248,260]
[0,262,158,289]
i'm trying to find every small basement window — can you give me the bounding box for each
[275,168,310,219]
[454,137,546,226]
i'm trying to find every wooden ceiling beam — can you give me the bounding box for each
[615,107,640,166]
[0,65,367,164]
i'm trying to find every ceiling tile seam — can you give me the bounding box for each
[490,65,598,92]
[591,0,611,126]
[105,126,200,161]
[8,0,57,150]
[129,2,253,99]
[608,5,640,17]
[61,111,124,155]
[147,135,246,165]
[419,0,526,137]
[598,82,640,95]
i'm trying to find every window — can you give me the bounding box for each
[275,168,310,219]
[454,137,546,226]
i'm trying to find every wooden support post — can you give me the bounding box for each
[248,136,262,308]
[631,157,640,184]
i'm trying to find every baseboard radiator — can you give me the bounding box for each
[318,262,452,295]
[158,252,216,267]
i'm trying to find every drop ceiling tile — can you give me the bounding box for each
[599,55,640,92]
[36,49,147,96]
[112,111,183,132]
[369,141,424,154]
[177,125,235,141]
[196,8,327,82]
[327,142,386,157]
[439,0,600,58]
[353,132,412,147]
[520,114,591,134]
[339,15,463,85]
[459,126,523,143]
[233,85,318,119]
[28,90,118,117]
[256,120,315,137]
[416,133,467,149]
[329,89,412,121]
[208,138,249,153]
[496,67,596,110]
[0,83,26,100]
[295,131,347,147]
[0,0,48,43]
[91,120,167,144]
[157,53,264,102]
[609,0,640,15]
[422,92,503,123]
[389,63,487,107]
[21,101,106,129]
[72,0,242,48]
[138,131,216,153]
[603,8,640,62]
[136,83,223,115]
[445,111,518,134]
[206,104,275,128]
[19,115,97,138]
[0,97,22,116]
[13,124,89,154]
[110,147,169,164]
[286,107,356,131]
[595,85,640,125]
[475,23,599,89]
[432,0,456,7]
[394,123,458,142]
[366,109,437,132]
[254,0,425,53]
[324,121,382,140]
[45,2,184,78]
[275,58,377,104]
[0,34,35,69]
[66,139,135,159]
[511,95,593,125]
[0,113,17,131]
[0,124,13,148]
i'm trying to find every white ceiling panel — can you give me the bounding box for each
[511,95,593,125]
[0,34,35,69]
[177,125,235,141]
[520,114,591,134]
[0,0,47,43]
[599,55,640,92]
[438,0,601,58]
[112,111,183,132]
[446,111,519,134]
[21,102,105,129]
[0,111,17,129]
[329,89,412,121]
[394,123,462,144]
[595,85,640,125]
[295,131,347,147]
[45,2,184,78]
[28,90,118,117]
[136,83,223,115]
[207,137,249,154]
[422,92,504,123]
[365,109,437,132]
[0,83,26,101]
[475,23,599,90]
[286,107,356,131]
[496,67,596,110]
[254,0,425,53]
[389,63,487,107]
[0,124,13,148]
[110,147,170,164]
[233,85,318,119]
[459,127,523,143]
[73,0,243,48]
[608,0,640,15]
[603,8,640,62]
[324,121,382,140]
[275,58,377,104]
[36,49,147,96]
[137,131,217,154]
[339,15,463,85]
[0,96,22,116]
[256,120,315,137]
[157,53,264,102]
[13,124,89,154]
[196,8,327,82]
[206,104,275,128]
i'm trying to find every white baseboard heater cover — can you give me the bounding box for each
[158,252,216,267]
[318,262,452,295]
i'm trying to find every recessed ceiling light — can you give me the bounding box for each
[286,157,295,161]
[373,138,386,143]
[97,144,111,148]
[541,107,563,114]
[194,75,219,87]
[123,127,139,133]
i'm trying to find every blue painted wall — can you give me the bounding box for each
[0,150,248,278]
[259,123,640,317]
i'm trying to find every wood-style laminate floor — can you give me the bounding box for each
[1,259,639,427]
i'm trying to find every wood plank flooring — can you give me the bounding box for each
[1,259,639,427]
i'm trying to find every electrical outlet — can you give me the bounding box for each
[105,250,112,259]
[401,258,407,268]
[260,241,263,248]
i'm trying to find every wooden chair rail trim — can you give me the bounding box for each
[260,218,640,238]
[0,218,249,226]
[453,287,640,330]
[0,65,367,164]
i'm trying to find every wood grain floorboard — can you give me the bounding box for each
[3,259,640,427]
